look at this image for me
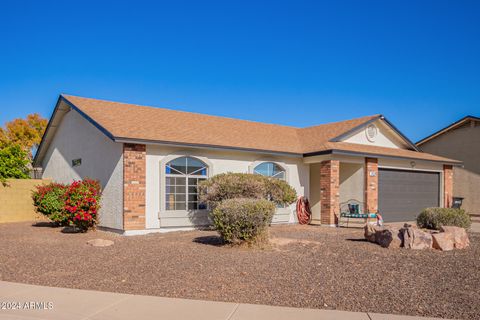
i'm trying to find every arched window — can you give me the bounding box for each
[165,156,208,211]
[253,162,286,180]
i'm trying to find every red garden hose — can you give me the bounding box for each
[296,196,312,225]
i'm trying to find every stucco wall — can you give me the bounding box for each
[146,145,309,229]
[342,119,408,149]
[339,162,364,205]
[419,123,480,214]
[41,109,124,229]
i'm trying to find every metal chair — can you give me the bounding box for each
[338,199,376,227]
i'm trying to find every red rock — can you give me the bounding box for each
[364,224,383,243]
[440,226,470,249]
[432,232,454,251]
[402,227,432,250]
[375,227,402,249]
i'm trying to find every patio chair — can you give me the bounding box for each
[338,199,377,228]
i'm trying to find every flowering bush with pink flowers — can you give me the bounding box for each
[33,178,101,232]
[63,179,101,231]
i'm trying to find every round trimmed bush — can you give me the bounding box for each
[211,198,276,244]
[417,207,471,230]
[198,173,297,208]
[32,182,68,225]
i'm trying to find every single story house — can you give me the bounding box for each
[33,95,461,235]
[417,115,479,215]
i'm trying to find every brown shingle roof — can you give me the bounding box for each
[59,95,460,163]
[315,142,461,163]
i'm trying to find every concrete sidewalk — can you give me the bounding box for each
[0,281,445,320]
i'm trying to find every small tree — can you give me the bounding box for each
[0,142,30,185]
[1,113,47,156]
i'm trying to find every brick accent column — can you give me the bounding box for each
[443,165,453,208]
[364,158,378,213]
[320,160,340,225]
[123,143,146,230]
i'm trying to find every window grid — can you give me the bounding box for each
[165,157,208,211]
[254,162,287,208]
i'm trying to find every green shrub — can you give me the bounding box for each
[32,182,68,225]
[198,173,297,208]
[211,198,275,244]
[32,178,101,231]
[417,207,471,230]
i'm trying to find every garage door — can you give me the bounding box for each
[378,169,440,222]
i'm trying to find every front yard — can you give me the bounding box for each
[0,222,478,319]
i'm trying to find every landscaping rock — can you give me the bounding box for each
[402,226,432,250]
[440,226,470,249]
[364,224,384,243]
[375,227,403,248]
[432,232,454,251]
[87,239,114,247]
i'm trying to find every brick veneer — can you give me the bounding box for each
[123,143,146,230]
[320,160,340,225]
[364,157,379,213]
[443,164,453,208]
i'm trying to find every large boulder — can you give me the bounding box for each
[440,226,470,249]
[402,226,432,250]
[375,227,403,249]
[432,232,455,251]
[364,224,384,243]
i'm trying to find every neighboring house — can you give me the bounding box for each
[33,95,460,235]
[417,116,480,215]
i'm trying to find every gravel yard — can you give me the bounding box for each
[0,222,478,319]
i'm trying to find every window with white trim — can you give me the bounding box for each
[254,162,287,208]
[165,156,208,211]
[253,162,286,180]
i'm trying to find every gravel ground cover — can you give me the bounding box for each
[0,222,478,319]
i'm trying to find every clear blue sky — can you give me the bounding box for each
[1,0,479,142]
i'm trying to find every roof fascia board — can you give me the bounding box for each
[304,149,461,165]
[60,95,115,141]
[416,115,480,146]
[33,96,64,167]
[33,95,116,167]
[381,117,419,151]
[114,137,304,158]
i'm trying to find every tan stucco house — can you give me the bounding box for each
[33,95,460,235]
[417,116,480,215]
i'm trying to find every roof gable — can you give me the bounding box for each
[334,118,413,150]
[417,115,480,146]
